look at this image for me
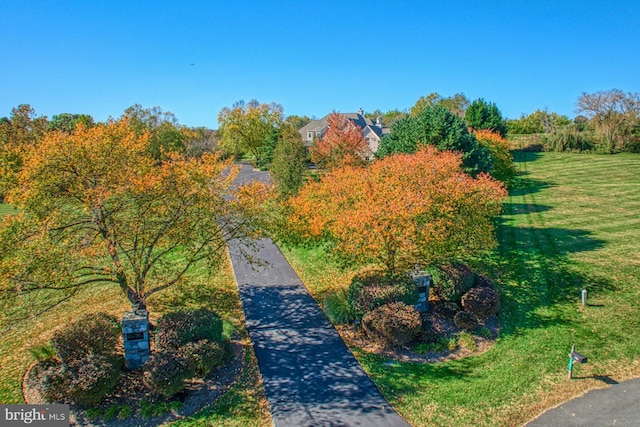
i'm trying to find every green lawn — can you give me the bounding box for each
[283,151,640,427]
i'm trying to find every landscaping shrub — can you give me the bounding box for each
[143,350,196,398]
[50,312,121,365]
[453,311,479,331]
[66,354,122,406]
[25,359,68,403]
[461,287,500,318]
[541,126,596,152]
[348,269,418,318]
[475,129,518,184]
[178,339,230,377]
[155,308,223,351]
[362,302,421,347]
[323,290,355,324]
[429,263,475,303]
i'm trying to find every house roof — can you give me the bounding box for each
[299,112,389,145]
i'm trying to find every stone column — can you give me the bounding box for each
[122,309,150,369]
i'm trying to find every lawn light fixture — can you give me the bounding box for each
[568,345,588,379]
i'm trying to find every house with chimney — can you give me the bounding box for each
[298,109,390,159]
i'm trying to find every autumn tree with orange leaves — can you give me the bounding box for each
[0,120,269,319]
[288,146,507,274]
[310,112,370,169]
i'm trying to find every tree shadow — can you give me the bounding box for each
[512,151,543,163]
[508,177,552,196]
[505,203,553,215]
[489,221,614,338]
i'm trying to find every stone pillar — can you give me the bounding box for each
[413,269,431,313]
[122,309,150,369]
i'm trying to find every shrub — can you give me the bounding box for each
[461,287,500,318]
[51,312,120,365]
[458,331,477,351]
[348,269,418,318]
[28,343,56,362]
[429,263,475,303]
[179,339,230,377]
[454,311,479,331]
[323,290,355,324]
[66,354,122,406]
[143,350,196,398]
[541,126,596,152]
[475,130,518,184]
[362,302,421,347]
[25,359,68,403]
[155,308,223,351]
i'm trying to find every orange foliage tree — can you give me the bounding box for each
[288,146,507,274]
[474,129,518,184]
[0,119,270,317]
[310,112,370,169]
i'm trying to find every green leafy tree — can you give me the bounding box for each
[465,98,507,137]
[411,93,470,118]
[122,104,190,160]
[377,105,492,176]
[217,100,284,160]
[285,115,311,130]
[365,109,406,126]
[255,126,280,170]
[271,125,307,198]
[48,113,95,133]
[507,109,571,134]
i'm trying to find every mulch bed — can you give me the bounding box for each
[23,339,246,427]
[337,308,499,363]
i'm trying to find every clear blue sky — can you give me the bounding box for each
[2,1,639,128]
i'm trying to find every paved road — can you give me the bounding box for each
[526,378,640,427]
[228,165,410,427]
[228,238,410,427]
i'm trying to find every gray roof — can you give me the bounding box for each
[299,112,389,147]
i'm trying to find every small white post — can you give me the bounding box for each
[581,289,588,306]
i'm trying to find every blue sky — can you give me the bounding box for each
[2,1,639,128]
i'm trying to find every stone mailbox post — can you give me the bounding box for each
[412,265,431,313]
[122,308,150,369]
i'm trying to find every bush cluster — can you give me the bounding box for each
[155,308,223,350]
[51,312,121,366]
[461,287,500,318]
[143,351,196,398]
[541,126,596,153]
[362,302,421,347]
[66,354,123,406]
[429,263,475,303]
[453,311,479,331]
[146,308,230,398]
[323,290,355,325]
[347,269,418,318]
[29,312,122,406]
[179,339,230,377]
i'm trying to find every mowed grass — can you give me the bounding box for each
[0,204,270,425]
[282,151,640,427]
